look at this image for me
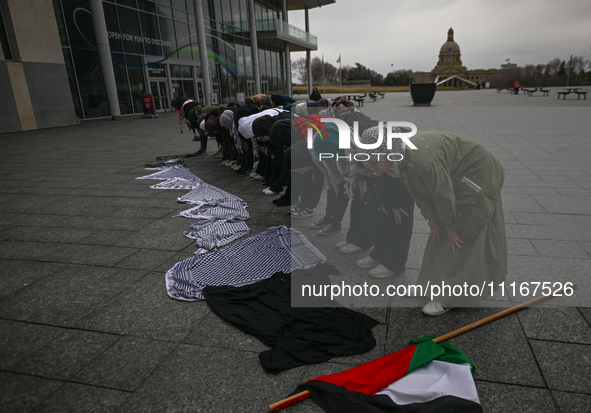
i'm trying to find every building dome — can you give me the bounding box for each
[439,28,460,54]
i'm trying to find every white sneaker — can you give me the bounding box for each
[253,174,265,181]
[421,300,453,316]
[369,264,395,278]
[232,164,242,171]
[335,240,349,249]
[263,187,281,195]
[340,243,363,254]
[249,172,258,177]
[356,255,379,269]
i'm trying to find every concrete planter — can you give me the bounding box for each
[410,83,437,106]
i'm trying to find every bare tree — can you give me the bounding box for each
[291,57,307,84]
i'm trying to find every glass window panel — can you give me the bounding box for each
[116,0,137,7]
[202,0,210,19]
[174,21,191,60]
[51,0,68,48]
[71,47,110,118]
[117,7,144,54]
[230,0,241,28]
[182,80,195,99]
[170,64,181,77]
[156,0,171,5]
[243,43,251,66]
[103,3,123,53]
[181,65,192,78]
[139,12,162,56]
[194,66,202,78]
[172,0,186,10]
[137,0,157,13]
[158,17,177,58]
[212,0,222,21]
[112,55,134,115]
[186,0,194,14]
[156,4,173,18]
[62,48,82,118]
[221,0,232,24]
[173,8,188,22]
[64,2,97,50]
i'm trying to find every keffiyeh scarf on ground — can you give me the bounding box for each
[137,165,203,189]
[177,183,244,206]
[166,226,326,300]
[178,199,250,221]
[184,219,251,251]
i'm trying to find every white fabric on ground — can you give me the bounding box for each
[376,360,480,406]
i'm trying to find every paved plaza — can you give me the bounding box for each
[1,88,590,412]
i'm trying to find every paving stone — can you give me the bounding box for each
[41,243,139,266]
[117,345,305,413]
[533,195,591,214]
[74,272,210,342]
[0,320,67,370]
[552,391,591,412]
[33,382,130,413]
[74,337,177,391]
[530,340,591,393]
[0,266,148,326]
[0,372,64,412]
[475,381,557,413]
[531,239,590,259]
[0,259,65,300]
[518,307,591,344]
[12,330,119,381]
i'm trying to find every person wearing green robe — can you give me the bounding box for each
[357,126,507,316]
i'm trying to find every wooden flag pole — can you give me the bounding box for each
[268,283,575,412]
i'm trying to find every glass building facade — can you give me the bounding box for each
[52,0,314,119]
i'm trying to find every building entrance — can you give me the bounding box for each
[149,80,169,111]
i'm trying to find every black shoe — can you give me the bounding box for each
[309,216,332,229]
[274,198,291,207]
[273,195,288,205]
[317,223,342,236]
[195,149,206,155]
[235,169,249,176]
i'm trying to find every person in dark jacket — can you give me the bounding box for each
[309,87,322,101]
[271,94,296,107]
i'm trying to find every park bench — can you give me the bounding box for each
[557,91,570,100]
[353,96,365,106]
[540,89,550,97]
[527,88,539,96]
[378,92,385,99]
[368,93,377,102]
[575,91,587,100]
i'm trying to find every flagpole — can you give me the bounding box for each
[322,54,325,94]
[268,283,575,412]
[339,55,342,94]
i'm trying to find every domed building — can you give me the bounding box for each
[418,28,506,88]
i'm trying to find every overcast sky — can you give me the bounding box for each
[288,0,591,77]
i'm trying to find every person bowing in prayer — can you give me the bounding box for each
[358,127,507,316]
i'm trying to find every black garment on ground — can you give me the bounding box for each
[203,265,379,374]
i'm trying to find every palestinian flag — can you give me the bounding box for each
[298,336,482,413]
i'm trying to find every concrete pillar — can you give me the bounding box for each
[89,0,120,120]
[282,0,291,96]
[193,0,212,105]
[247,0,261,94]
[305,7,311,96]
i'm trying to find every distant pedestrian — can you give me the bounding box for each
[310,87,322,101]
